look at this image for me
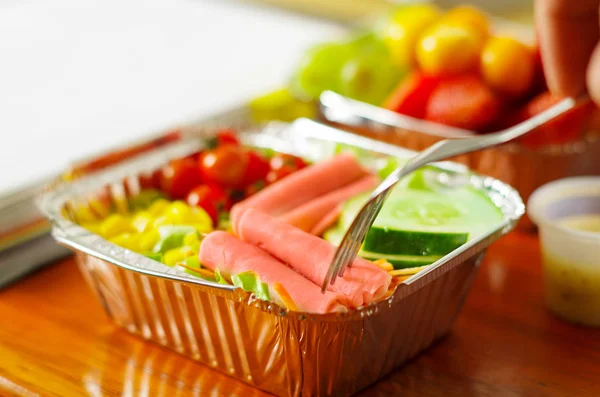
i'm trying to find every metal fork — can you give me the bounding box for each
[322,94,589,292]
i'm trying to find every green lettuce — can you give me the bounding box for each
[231,271,271,301]
[153,225,196,253]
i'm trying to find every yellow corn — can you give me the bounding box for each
[189,206,213,225]
[109,233,142,252]
[183,232,200,247]
[147,199,170,216]
[138,229,160,252]
[74,205,97,223]
[132,211,153,232]
[163,248,186,267]
[100,214,133,238]
[180,246,197,258]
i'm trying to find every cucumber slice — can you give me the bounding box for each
[337,174,503,257]
[363,226,467,256]
[360,251,442,269]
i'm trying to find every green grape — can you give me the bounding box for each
[291,42,355,99]
[338,48,406,105]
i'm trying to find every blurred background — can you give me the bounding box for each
[0,0,533,197]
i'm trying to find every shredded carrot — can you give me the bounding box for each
[273,282,299,312]
[389,265,429,277]
[372,259,394,272]
[178,264,215,278]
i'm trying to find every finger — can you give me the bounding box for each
[534,0,600,96]
[587,43,600,106]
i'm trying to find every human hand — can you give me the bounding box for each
[535,0,600,105]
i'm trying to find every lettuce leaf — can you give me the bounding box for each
[231,271,271,301]
[214,269,231,285]
[153,225,196,253]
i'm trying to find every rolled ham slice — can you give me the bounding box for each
[235,209,392,308]
[281,174,379,235]
[199,231,348,314]
[231,153,370,229]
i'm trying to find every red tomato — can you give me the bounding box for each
[241,151,270,187]
[425,74,500,131]
[383,72,441,118]
[244,180,267,198]
[199,145,249,187]
[160,158,203,199]
[216,129,240,146]
[518,92,591,148]
[186,184,230,225]
[266,153,307,184]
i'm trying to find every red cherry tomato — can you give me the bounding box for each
[186,184,230,225]
[244,180,267,198]
[266,153,308,184]
[269,153,307,172]
[518,92,591,148]
[216,129,240,146]
[241,151,270,187]
[160,158,203,199]
[199,145,249,187]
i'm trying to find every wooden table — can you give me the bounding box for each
[1,231,599,397]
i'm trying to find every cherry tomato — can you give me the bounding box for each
[440,5,489,39]
[266,153,308,184]
[481,36,535,98]
[518,92,590,148]
[416,22,484,75]
[199,145,249,187]
[241,151,270,187]
[186,184,230,225]
[244,180,267,198]
[381,4,441,68]
[160,158,203,199]
[269,153,307,172]
[207,129,240,149]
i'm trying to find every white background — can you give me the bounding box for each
[0,0,344,194]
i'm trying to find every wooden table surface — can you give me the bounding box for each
[1,231,599,397]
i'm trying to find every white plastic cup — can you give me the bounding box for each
[528,177,600,327]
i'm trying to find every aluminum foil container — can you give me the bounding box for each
[319,91,600,229]
[38,118,524,397]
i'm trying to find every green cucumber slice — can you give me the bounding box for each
[362,226,467,256]
[336,172,503,257]
[359,251,442,269]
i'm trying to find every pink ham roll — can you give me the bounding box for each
[281,174,379,236]
[199,231,348,314]
[235,209,392,308]
[231,153,370,229]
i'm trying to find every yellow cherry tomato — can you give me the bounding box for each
[183,232,200,247]
[99,214,134,238]
[481,36,535,98]
[381,4,442,68]
[441,5,489,39]
[416,23,484,75]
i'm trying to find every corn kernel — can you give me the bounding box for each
[100,214,133,238]
[192,222,212,235]
[183,232,200,247]
[138,229,160,252]
[132,211,153,232]
[163,248,186,267]
[109,233,142,252]
[189,207,213,225]
[147,199,170,216]
[180,246,197,258]
[80,222,101,234]
[75,205,97,223]
[168,201,190,217]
